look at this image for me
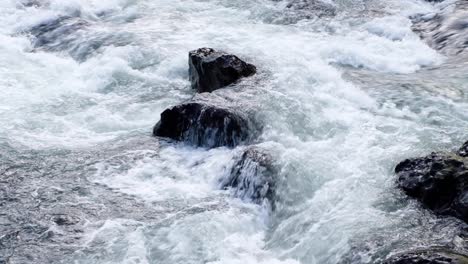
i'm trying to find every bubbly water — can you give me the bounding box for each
[1,0,468,263]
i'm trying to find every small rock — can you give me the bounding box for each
[219,147,276,205]
[189,48,256,93]
[51,215,80,226]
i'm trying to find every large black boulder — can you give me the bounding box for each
[219,147,276,205]
[153,97,258,148]
[395,151,468,223]
[188,48,256,93]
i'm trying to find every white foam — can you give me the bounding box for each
[93,145,235,202]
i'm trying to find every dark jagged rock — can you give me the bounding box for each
[458,141,468,157]
[412,1,468,56]
[188,48,256,93]
[153,96,259,148]
[219,147,276,205]
[395,151,468,223]
[385,250,468,264]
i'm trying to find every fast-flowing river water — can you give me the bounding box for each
[1,0,468,263]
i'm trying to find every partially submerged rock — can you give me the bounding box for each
[219,147,276,205]
[153,96,259,148]
[412,1,468,56]
[26,16,88,49]
[51,214,80,226]
[189,48,256,93]
[385,249,468,264]
[285,0,336,16]
[20,15,132,61]
[395,145,468,223]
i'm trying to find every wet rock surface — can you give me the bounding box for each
[189,48,256,93]
[153,95,259,148]
[219,147,276,205]
[395,142,468,223]
[385,250,468,264]
[412,1,468,56]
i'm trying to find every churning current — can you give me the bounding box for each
[1,0,468,263]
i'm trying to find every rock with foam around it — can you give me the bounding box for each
[395,147,468,223]
[219,147,276,205]
[189,48,256,93]
[153,95,260,148]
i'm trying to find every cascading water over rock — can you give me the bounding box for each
[219,147,276,206]
[153,94,260,148]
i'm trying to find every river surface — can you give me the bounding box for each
[1,0,468,263]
